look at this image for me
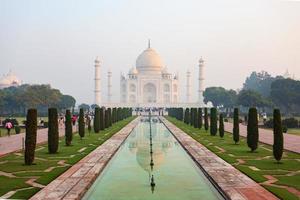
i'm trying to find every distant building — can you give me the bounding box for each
[0,70,21,89]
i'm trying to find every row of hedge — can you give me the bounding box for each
[24,107,132,165]
[168,107,284,162]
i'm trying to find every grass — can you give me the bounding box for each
[166,116,300,200]
[0,116,136,199]
[0,127,26,137]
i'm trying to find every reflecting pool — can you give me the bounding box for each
[83,117,224,200]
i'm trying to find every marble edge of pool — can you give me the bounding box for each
[160,117,279,200]
[29,117,140,200]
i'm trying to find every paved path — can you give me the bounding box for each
[0,126,72,157]
[30,117,139,200]
[224,122,300,154]
[162,117,278,200]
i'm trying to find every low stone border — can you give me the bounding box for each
[160,117,279,200]
[30,117,140,200]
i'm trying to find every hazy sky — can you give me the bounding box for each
[0,0,299,104]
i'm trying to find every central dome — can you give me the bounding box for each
[136,47,163,73]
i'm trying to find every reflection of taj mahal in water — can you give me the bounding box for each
[127,119,174,172]
[94,41,208,108]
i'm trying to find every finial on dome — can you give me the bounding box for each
[148,39,151,48]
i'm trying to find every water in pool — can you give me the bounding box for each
[83,117,224,200]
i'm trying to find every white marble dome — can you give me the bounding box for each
[0,71,21,89]
[136,47,163,73]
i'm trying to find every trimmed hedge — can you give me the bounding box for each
[219,113,224,138]
[233,108,240,144]
[273,109,283,162]
[210,107,217,136]
[247,107,259,152]
[24,109,37,165]
[204,107,209,131]
[48,108,59,154]
[65,109,73,146]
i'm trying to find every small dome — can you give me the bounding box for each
[162,67,169,74]
[136,47,163,73]
[0,71,20,87]
[129,67,138,75]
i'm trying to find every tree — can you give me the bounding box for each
[58,95,76,110]
[203,87,237,108]
[247,107,259,152]
[193,108,198,128]
[219,113,224,138]
[273,109,283,162]
[94,107,100,133]
[78,108,85,139]
[198,108,203,129]
[90,104,99,110]
[105,109,109,128]
[237,89,272,108]
[24,108,37,165]
[100,107,105,130]
[108,108,112,127]
[233,108,240,144]
[78,103,90,112]
[48,108,59,153]
[270,78,300,114]
[204,108,209,131]
[65,109,72,146]
[184,108,190,124]
[112,108,117,123]
[210,108,217,136]
[243,71,280,97]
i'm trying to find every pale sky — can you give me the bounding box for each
[0,0,299,104]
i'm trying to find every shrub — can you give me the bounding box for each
[15,126,21,134]
[273,109,283,162]
[233,108,240,144]
[78,108,85,139]
[48,108,59,154]
[94,107,100,133]
[108,108,112,127]
[224,118,228,122]
[210,107,217,136]
[204,108,209,131]
[247,107,259,152]
[87,117,92,133]
[105,109,109,128]
[282,118,298,128]
[198,108,203,129]
[65,109,72,146]
[282,126,288,133]
[24,109,37,165]
[43,121,48,128]
[112,108,117,123]
[194,108,198,128]
[219,113,224,138]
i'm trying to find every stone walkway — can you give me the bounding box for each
[224,122,300,154]
[29,117,139,200]
[161,117,279,200]
[0,126,74,157]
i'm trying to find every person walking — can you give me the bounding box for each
[5,121,13,136]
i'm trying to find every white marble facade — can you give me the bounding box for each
[120,44,179,105]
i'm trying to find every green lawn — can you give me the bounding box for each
[166,117,300,200]
[0,116,135,199]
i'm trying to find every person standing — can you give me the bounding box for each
[5,121,13,136]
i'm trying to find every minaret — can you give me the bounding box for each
[198,57,205,104]
[107,69,112,103]
[94,57,101,106]
[186,70,191,103]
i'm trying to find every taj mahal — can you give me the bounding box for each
[94,41,207,108]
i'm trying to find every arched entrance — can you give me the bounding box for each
[143,83,156,103]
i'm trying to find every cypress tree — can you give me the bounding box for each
[105,109,109,128]
[48,108,59,154]
[184,108,190,124]
[273,109,283,162]
[219,113,224,138]
[87,117,92,134]
[233,108,240,144]
[94,107,100,133]
[190,108,194,126]
[78,108,85,139]
[108,108,112,127]
[112,108,117,123]
[210,107,217,136]
[204,107,209,131]
[194,108,198,128]
[247,107,259,152]
[24,108,37,165]
[65,109,73,146]
[100,107,105,130]
[198,108,203,129]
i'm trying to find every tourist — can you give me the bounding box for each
[5,121,13,136]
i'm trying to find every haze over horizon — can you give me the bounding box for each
[1,0,299,104]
